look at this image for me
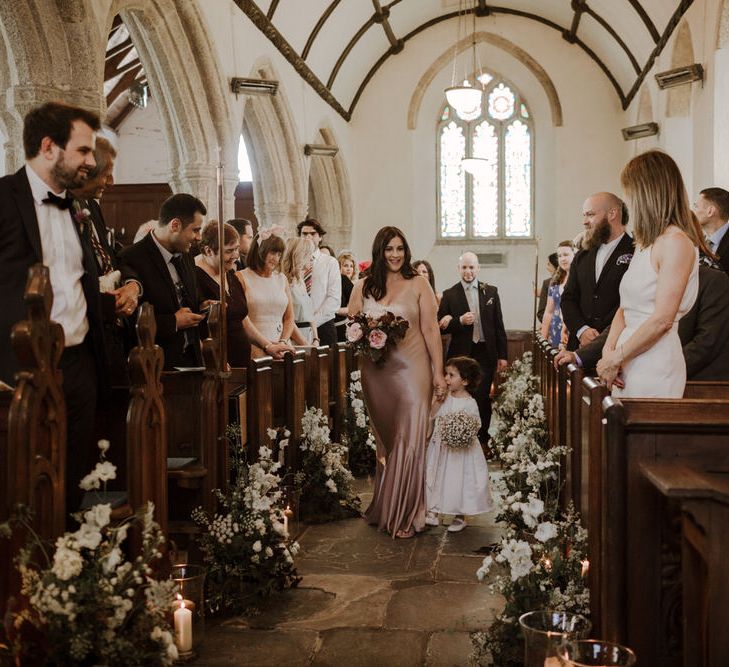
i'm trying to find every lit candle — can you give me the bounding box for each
[283,505,293,535]
[174,600,193,653]
[541,556,552,572]
[172,593,195,614]
[581,559,590,577]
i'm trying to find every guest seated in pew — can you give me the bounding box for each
[555,263,729,382]
[282,236,319,346]
[335,251,357,342]
[195,222,293,366]
[237,227,297,357]
[120,193,206,370]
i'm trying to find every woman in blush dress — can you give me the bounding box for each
[597,150,702,398]
[195,223,292,366]
[348,227,446,539]
[237,227,297,357]
[539,240,575,348]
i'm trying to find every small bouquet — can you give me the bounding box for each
[437,410,480,449]
[346,311,409,365]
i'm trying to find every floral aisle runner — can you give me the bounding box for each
[471,353,590,666]
[341,370,376,477]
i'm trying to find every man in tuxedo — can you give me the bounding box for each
[228,218,254,270]
[556,264,729,381]
[0,101,108,511]
[297,218,341,347]
[437,252,508,442]
[70,136,141,383]
[120,194,206,370]
[693,187,729,274]
[561,192,634,350]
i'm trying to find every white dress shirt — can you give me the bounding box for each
[595,232,625,282]
[461,280,484,343]
[310,249,341,326]
[708,220,729,252]
[26,163,89,346]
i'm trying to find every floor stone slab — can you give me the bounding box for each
[385,581,501,632]
[312,629,428,667]
[435,554,485,583]
[426,630,475,666]
[197,628,318,666]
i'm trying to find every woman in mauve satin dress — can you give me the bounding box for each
[348,227,446,538]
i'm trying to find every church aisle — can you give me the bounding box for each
[198,481,503,666]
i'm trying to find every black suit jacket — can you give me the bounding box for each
[119,232,203,369]
[561,233,634,350]
[0,167,106,385]
[713,228,729,275]
[437,281,507,362]
[576,265,729,381]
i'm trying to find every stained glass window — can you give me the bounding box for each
[437,73,533,240]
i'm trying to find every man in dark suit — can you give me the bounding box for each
[70,136,140,384]
[556,264,729,381]
[0,101,108,511]
[693,187,729,274]
[437,251,508,441]
[120,194,206,369]
[561,192,634,350]
[228,218,254,270]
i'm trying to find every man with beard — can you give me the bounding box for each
[561,192,634,350]
[0,101,106,511]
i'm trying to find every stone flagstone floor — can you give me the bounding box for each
[197,480,504,666]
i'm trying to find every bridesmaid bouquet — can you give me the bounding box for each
[346,311,409,365]
[437,411,480,449]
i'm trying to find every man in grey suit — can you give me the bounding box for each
[555,264,729,381]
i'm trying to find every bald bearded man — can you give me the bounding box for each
[437,251,507,443]
[561,192,634,350]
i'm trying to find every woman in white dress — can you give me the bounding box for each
[236,227,296,357]
[597,150,702,398]
[282,236,319,345]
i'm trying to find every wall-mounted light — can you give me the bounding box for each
[304,144,338,157]
[127,81,148,109]
[621,122,659,141]
[230,77,279,96]
[654,64,703,89]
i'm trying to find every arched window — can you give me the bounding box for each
[238,134,253,182]
[437,73,533,240]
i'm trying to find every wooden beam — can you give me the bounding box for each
[104,38,135,79]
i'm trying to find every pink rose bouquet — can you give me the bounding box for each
[346,310,409,365]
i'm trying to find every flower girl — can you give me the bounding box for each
[425,356,493,532]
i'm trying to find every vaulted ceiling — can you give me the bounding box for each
[234,0,693,120]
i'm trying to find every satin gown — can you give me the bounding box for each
[612,244,698,398]
[361,289,433,536]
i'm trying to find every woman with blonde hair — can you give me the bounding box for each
[597,150,701,397]
[540,241,575,348]
[282,236,319,345]
[335,251,357,341]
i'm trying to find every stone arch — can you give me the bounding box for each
[307,126,353,250]
[242,58,308,229]
[718,0,729,49]
[637,86,654,123]
[110,0,239,216]
[408,31,563,130]
[666,20,694,118]
[0,0,105,172]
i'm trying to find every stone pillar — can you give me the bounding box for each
[254,201,309,232]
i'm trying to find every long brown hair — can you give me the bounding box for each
[550,240,575,286]
[620,150,702,249]
[363,226,417,301]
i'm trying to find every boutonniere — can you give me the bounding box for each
[72,202,92,233]
[478,282,488,296]
[616,253,633,265]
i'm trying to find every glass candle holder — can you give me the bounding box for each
[282,485,301,540]
[558,640,637,666]
[519,610,591,667]
[170,564,206,658]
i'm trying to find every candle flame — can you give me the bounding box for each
[176,593,182,601]
[181,601,186,610]
[581,559,590,577]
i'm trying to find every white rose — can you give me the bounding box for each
[534,521,558,543]
[74,523,103,551]
[85,503,112,529]
[252,540,262,553]
[52,544,84,581]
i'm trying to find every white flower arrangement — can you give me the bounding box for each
[0,441,178,666]
[471,352,589,667]
[296,406,361,522]
[341,370,377,476]
[192,443,300,614]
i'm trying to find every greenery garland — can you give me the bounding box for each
[340,370,376,477]
[471,352,590,666]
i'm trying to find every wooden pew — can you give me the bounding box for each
[126,303,167,532]
[282,350,306,473]
[303,345,330,413]
[0,265,66,610]
[640,463,729,667]
[329,343,348,441]
[247,356,273,460]
[597,396,729,666]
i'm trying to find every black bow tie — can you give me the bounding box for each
[42,192,73,210]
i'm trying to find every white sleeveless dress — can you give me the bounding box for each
[612,244,698,398]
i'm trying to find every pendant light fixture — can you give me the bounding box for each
[444,0,484,117]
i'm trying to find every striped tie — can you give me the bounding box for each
[304,264,313,295]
